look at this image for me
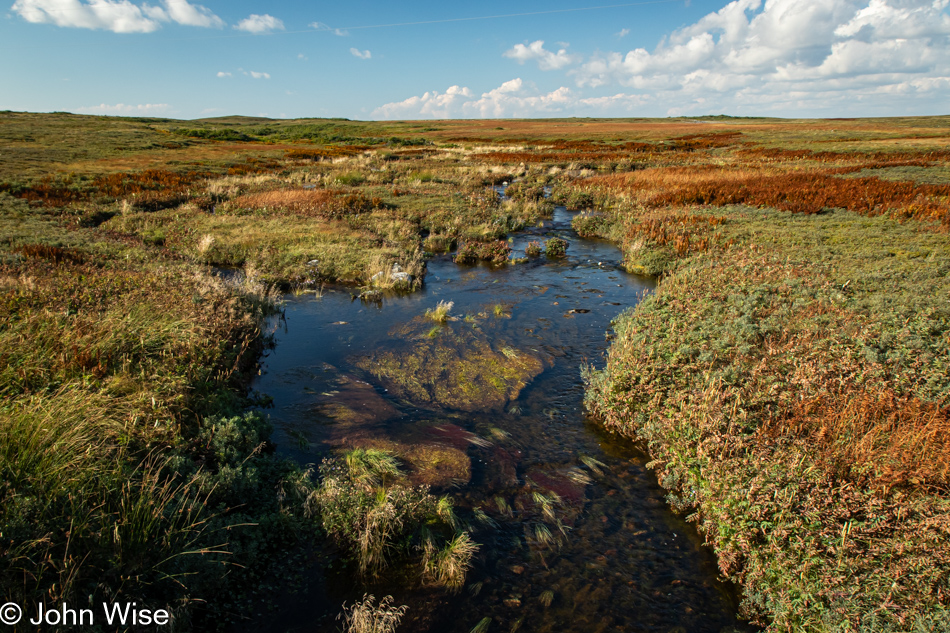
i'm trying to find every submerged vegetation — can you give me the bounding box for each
[2,110,950,630]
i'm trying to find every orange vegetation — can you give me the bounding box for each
[589,166,950,224]
[229,188,384,219]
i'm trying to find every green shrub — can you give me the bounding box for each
[455,240,511,265]
[544,237,568,258]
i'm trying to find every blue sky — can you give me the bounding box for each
[2,0,949,120]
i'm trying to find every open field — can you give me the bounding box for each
[2,110,950,631]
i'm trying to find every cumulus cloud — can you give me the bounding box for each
[504,40,576,70]
[154,0,223,28]
[372,79,650,119]
[216,71,231,77]
[616,28,630,38]
[349,48,371,59]
[11,0,223,33]
[234,13,284,34]
[569,0,950,114]
[243,70,270,79]
[75,102,171,114]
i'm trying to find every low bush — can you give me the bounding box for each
[454,239,511,265]
[544,237,568,258]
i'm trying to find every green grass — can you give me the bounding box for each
[312,449,475,582]
[0,190,317,627]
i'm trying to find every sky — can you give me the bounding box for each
[2,0,949,120]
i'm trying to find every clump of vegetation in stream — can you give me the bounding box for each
[425,299,454,324]
[339,594,408,633]
[454,239,512,265]
[310,448,477,587]
[544,237,568,258]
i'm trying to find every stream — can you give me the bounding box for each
[246,205,757,633]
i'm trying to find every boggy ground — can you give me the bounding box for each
[1,110,950,630]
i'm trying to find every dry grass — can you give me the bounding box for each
[770,388,950,486]
[586,164,950,224]
[338,594,407,633]
[228,188,384,219]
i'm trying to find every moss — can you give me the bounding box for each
[353,322,547,411]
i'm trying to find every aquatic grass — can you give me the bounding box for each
[532,492,558,523]
[425,300,454,324]
[436,496,458,529]
[344,447,402,489]
[530,523,556,549]
[500,346,518,359]
[338,594,407,633]
[313,452,470,581]
[579,455,607,476]
[487,427,510,440]
[470,617,492,633]
[423,532,479,592]
[566,467,593,486]
[539,590,555,607]
[472,508,498,528]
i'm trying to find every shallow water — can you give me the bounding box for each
[248,207,757,633]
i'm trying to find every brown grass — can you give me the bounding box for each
[769,388,950,487]
[625,212,726,256]
[228,188,385,219]
[589,166,950,224]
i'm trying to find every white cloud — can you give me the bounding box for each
[156,0,223,28]
[568,0,950,114]
[234,13,284,34]
[216,71,231,77]
[350,47,371,59]
[504,40,576,70]
[243,70,270,79]
[309,21,348,36]
[76,102,172,114]
[298,53,307,60]
[11,0,223,33]
[373,79,651,119]
[616,28,630,38]
[373,85,473,119]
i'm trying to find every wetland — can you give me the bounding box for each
[2,111,950,632]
